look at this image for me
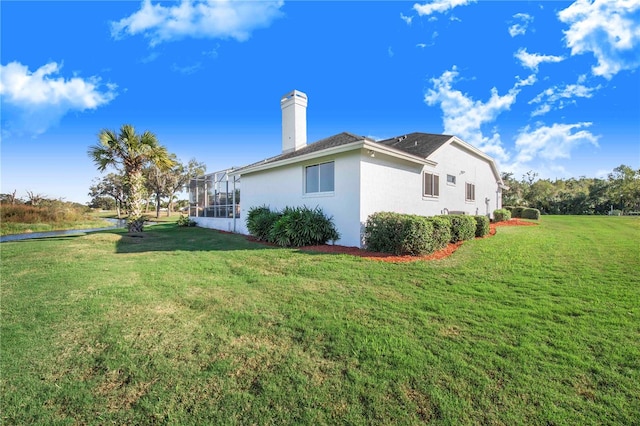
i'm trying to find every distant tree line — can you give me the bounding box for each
[501,165,640,215]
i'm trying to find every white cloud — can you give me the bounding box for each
[171,62,203,75]
[558,0,640,79]
[514,122,599,164]
[400,13,413,25]
[0,61,117,137]
[111,0,284,46]
[413,0,476,16]
[515,48,565,71]
[416,43,427,48]
[530,81,601,116]
[424,66,518,161]
[515,73,537,87]
[388,47,394,58]
[508,12,533,37]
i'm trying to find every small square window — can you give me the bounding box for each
[447,174,456,185]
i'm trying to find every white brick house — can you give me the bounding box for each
[191,90,506,248]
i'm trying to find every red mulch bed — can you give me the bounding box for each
[297,218,538,263]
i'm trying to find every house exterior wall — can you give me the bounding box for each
[199,141,502,249]
[428,142,502,216]
[239,150,363,247]
[357,143,501,246]
[192,216,246,235]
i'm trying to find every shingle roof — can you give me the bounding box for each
[376,132,453,158]
[234,131,454,174]
[233,132,364,173]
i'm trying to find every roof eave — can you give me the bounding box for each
[232,138,437,176]
[365,140,437,167]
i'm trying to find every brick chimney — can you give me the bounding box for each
[280,90,307,153]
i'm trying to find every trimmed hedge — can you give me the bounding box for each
[437,214,476,243]
[246,205,339,246]
[365,212,435,255]
[365,212,489,256]
[511,206,525,218]
[522,207,540,220]
[501,206,540,220]
[426,216,452,250]
[493,208,511,222]
[473,215,490,237]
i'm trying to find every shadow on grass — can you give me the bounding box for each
[114,223,277,254]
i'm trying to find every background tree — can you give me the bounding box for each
[88,124,174,232]
[25,191,46,206]
[145,159,171,219]
[500,164,638,215]
[608,165,640,212]
[501,172,526,207]
[0,190,21,205]
[88,173,126,217]
[165,158,206,216]
[143,156,207,217]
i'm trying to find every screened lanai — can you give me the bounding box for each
[188,169,240,219]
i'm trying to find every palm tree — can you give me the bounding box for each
[88,124,175,232]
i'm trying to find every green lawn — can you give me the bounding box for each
[0,218,114,236]
[1,216,638,424]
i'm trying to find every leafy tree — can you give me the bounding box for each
[501,172,526,207]
[88,173,126,217]
[166,158,206,215]
[88,124,175,232]
[143,156,206,218]
[608,165,640,212]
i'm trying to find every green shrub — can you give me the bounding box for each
[401,216,435,256]
[449,215,476,242]
[177,215,196,227]
[426,216,452,250]
[473,215,490,237]
[503,206,514,212]
[270,206,340,247]
[246,205,281,241]
[365,212,435,255]
[248,205,339,247]
[493,208,511,222]
[511,207,525,218]
[437,214,475,243]
[522,207,540,220]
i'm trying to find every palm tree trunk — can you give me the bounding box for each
[126,170,146,232]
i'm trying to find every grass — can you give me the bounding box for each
[1,216,638,424]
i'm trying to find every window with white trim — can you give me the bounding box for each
[423,172,439,197]
[465,182,475,201]
[447,174,456,185]
[305,161,334,193]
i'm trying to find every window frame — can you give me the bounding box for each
[423,172,440,198]
[446,174,456,186]
[304,161,335,195]
[465,182,476,202]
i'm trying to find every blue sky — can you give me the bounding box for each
[2,0,639,203]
